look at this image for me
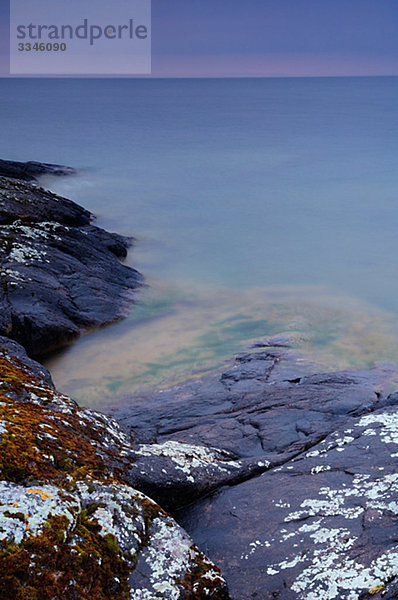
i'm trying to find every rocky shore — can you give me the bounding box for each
[0,161,229,599]
[116,349,398,599]
[0,167,143,356]
[1,159,398,600]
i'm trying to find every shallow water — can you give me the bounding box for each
[44,282,398,409]
[1,77,398,407]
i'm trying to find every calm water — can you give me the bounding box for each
[1,77,398,407]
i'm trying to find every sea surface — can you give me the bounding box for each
[1,77,398,408]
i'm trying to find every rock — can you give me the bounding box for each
[248,331,311,349]
[0,176,91,226]
[0,158,75,183]
[127,440,285,512]
[114,347,398,598]
[0,337,230,599]
[0,176,143,355]
[178,405,398,600]
[115,348,392,471]
[0,335,53,386]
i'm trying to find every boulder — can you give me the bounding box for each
[178,405,398,600]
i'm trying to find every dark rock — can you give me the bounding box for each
[0,158,75,183]
[177,404,398,600]
[127,441,295,512]
[0,177,143,356]
[0,176,91,226]
[114,347,398,599]
[115,349,391,462]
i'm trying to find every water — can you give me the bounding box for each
[1,77,398,407]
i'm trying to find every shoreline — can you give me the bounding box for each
[1,160,398,599]
[0,160,231,599]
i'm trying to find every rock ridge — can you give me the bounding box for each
[0,162,143,356]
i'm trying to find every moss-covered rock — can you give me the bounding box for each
[0,338,230,599]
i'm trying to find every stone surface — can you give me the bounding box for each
[115,348,398,599]
[0,158,76,183]
[127,440,278,511]
[115,349,393,458]
[0,175,143,355]
[178,406,398,600]
[0,336,230,600]
[115,348,395,475]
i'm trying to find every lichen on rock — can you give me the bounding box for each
[0,336,230,599]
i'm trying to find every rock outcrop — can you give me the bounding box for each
[0,336,229,600]
[116,347,398,599]
[0,158,75,183]
[0,173,143,356]
[0,160,231,599]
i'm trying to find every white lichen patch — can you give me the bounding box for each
[131,515,224,600]
[285,472,398,523]
[76,481,146,554]
[358,412,398,447]
[311,465,331,475]
[238,410,398,599]
[305,431,357,460]
[76,481,225,600]
[0,420,7,438]
[8,243,49,265]
[0,481,79,544]
[292,546,398,600]
[134,440,241,478]
[131,516,193,600]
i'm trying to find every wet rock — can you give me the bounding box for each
[0,175,91,226]
[248,331,311,349]
[0,337,230,599]
[0,176,143,355]
[0,158,75,183]
[115,349,391,463]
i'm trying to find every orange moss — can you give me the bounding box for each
[0,352,130,486]
[0,349,226,599]
[177,546,227,600]
[0,350,136,598]
[0,513,130,600]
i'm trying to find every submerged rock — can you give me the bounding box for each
[0,337,230,599]
[0,175,143,355]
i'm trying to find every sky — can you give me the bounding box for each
[1,0,398,76]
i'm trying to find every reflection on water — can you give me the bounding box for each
[45,280,398,410]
